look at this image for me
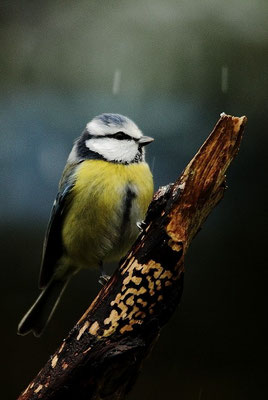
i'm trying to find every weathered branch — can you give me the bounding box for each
[18,113,247,400]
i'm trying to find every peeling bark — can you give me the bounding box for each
[18,114,247,400]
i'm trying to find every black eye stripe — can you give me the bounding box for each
[114,131,129,140]
[82,129,137,142]
[106,131,137,141]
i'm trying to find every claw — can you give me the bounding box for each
[137,220,146,232]
[98,261,110,286]
[98,274,111,286]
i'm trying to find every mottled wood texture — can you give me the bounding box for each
[18,114,247,400]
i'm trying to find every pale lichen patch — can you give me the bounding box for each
[122,272,142,290]
[111,293,122,306]
[153,269,162,279]
[126,295,134,306]
[34,384,43,394]
[128,305,140,320]
[155,279,161,290]
[62,362,69,370]
[117,301,128,318]
[102,321,119,337]
[120,324,133,334]
[83,346,92,354]
[160,270,173,280]
[102,285,148,337]
[22,384,30,395]
[168,239,183,252]
[104,309,119,325]
[122,259,163,281]
[137,298,147,307]
[131,276,142,285]
[102,310,121,336]
[146,275,155,296]
[88,321,99,336]
[119,318,143,334]
[58,342,65,353]
[130,318,142,326]
[141,260,163,276]
[77,321,90,340]
[122,268,134,287]
[135,311,146,319]
[120,286,147,302]
[100,260,168,338]
[51,355,58,368]
[121,257,139,275]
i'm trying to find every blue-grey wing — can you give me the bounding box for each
[39,179,75,288]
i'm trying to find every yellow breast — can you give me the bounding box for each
[62,160,153,269]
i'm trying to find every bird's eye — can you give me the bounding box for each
[114,131,129,140]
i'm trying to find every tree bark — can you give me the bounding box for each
[18,113,247,400]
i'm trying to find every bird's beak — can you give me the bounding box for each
[138,136,154,146]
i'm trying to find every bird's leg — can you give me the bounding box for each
[98,261,110,286]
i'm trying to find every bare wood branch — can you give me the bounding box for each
[18,113,247,400]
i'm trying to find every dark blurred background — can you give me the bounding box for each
[1,1,267,399]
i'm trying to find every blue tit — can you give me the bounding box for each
[18,113,154,337]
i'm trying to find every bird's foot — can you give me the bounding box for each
[137,220,147,232]
[98,274,111,286]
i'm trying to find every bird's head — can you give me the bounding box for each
[69,113,154,164]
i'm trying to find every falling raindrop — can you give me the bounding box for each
[112,69,121,95]
[221,65,229,93]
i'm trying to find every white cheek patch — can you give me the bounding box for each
[85,138,139,163]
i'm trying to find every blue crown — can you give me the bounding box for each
[96,113,127,126]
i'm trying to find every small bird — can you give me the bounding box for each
[17,113,154,337]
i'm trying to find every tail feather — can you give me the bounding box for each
[18,278,70,337]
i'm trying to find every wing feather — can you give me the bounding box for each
[38,165,77,288]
